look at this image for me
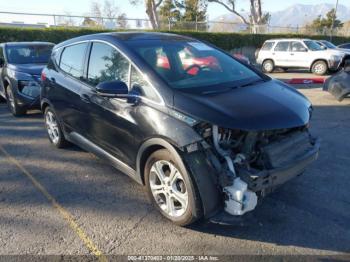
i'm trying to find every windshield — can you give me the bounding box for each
[304,41,323,51]
[6,45,53,64]
[321,41,337,49]
[127,40,261,90]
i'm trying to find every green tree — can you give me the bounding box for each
[182,0,207,22]
[308,8,343,33]
[159,0,182,23]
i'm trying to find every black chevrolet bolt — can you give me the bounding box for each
[0,42,54,116]
[41,32,320,226]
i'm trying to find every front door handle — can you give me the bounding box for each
[80,94,91,104]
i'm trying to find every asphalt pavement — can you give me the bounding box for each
[0,87,349,258]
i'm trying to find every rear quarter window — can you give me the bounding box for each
[274,41,290,52]
[261,42,275,51]
[60,43,88,79]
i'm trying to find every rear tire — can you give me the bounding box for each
[144,149,202,226]
[6,85,26,116]
[311,60,328,75]
[44,106,70,148]
[262,59,274,73]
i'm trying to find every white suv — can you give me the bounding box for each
[256,39,344,75]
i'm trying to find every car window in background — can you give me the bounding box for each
[304,41,323,51]
[321,41,337,49]
[274,42,290,52]
[261,42,275,51]
[339,43,350,49]
[5,45,53,64]
[130,65,160,103]
[291,41,306,52]
[60,43,88,79]
[87,42,130,87]
[129,40,261,91]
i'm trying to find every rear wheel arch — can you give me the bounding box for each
[41,101,50,113]
[262,59,275,73]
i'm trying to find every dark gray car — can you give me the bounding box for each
[0,42,54,116]
[324,58,350,101]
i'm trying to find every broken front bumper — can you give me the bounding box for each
[240,136,320,195]
[209,137,320,226]
[323,70,350,101]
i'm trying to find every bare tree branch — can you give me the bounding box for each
[155,0,163,8]
[208,0,249,25]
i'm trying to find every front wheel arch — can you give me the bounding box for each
[137,138,221,219]
[137,138,181,185]
[311,59,328,75]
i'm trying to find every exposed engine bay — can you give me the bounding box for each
[195,123,319,216]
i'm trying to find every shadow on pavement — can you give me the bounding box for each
[0,103,350,254]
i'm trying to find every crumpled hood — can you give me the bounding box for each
[173,79,311,131]
[7,63,45,76]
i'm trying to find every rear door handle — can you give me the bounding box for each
[80,94,91,104]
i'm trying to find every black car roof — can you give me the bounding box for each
[54,32,197,49]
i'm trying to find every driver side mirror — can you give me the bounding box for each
[344,59,350,73]
[95,80,128,97]
[320,45,327,50]
[300,47,308,52]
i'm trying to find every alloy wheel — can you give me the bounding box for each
[314,63,325,75]
[149,160,189,218]
[45,111,60,144]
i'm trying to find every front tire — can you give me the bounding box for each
[311,60,328,75]
[262,59,274,73]
[145,149,202,226]
[6,85,26,116]
[44,107,69,148]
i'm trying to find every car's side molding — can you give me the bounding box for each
[67,132,140,183]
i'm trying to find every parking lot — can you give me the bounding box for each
[0,78,350,258]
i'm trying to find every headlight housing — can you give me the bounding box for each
[330,55,342,61]
[18,80,41,98]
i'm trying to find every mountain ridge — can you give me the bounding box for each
[213,3,350,28]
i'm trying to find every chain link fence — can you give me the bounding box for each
[0,11,349,37]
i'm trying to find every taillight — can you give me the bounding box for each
[41,71,47,82]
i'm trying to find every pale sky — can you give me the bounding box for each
[0,0,347,24]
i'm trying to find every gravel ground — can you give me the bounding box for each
[0,86,349,258]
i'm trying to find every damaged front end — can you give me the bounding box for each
[191,123,320,224]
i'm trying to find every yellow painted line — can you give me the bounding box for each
[0,145,108,262]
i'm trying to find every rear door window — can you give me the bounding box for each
[60,43,88,79]
[291,41,306,52]
[261,42,275,51]
[274,42,290,52]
